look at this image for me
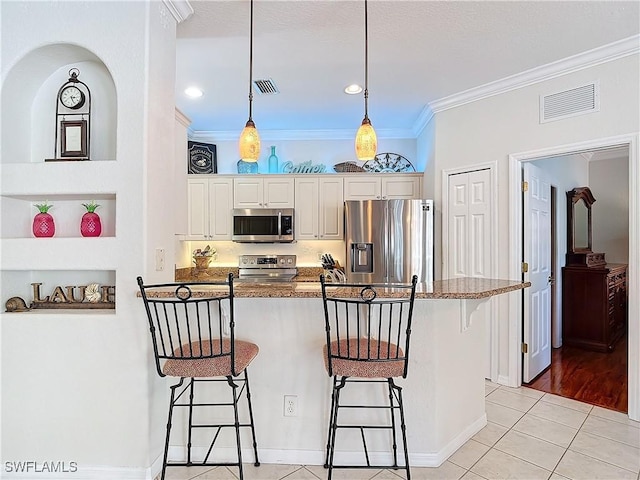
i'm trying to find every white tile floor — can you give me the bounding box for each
[161,382,640,480]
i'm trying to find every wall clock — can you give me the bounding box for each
[60,85,86,110]
[363,153,416,173]
[46,68,92,161]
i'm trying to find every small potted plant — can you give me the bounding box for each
[193,245,216,271]
[32,202,55,237]
[80,201,102,237]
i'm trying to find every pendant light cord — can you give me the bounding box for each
[363,0,369,121]
[248,0,254,122]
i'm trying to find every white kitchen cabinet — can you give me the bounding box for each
[187,177,233,240]
[295,177,344,240]
[343,174,422,200]
[233,176,294,208]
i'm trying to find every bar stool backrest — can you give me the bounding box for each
[320,275,418,379]
[137,273,238,377]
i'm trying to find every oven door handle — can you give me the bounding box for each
[278,211,282,238]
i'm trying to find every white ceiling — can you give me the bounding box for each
[175,1,640,135]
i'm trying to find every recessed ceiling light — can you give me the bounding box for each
[344,84,363,95]
[184,86,203,98]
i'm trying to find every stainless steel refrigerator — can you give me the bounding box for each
[345,199,433,283]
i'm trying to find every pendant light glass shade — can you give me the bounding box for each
[239,119,261,162]
[355,118,377,161]
[238,0,260,162]
[355,0,377,161]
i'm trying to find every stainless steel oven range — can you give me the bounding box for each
[238,255,297,282]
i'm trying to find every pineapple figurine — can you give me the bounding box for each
[33,202,55,237]
[80,201,102,237]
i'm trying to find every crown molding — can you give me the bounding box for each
[174,107,191,128]
[190,127,415,143]
[412,105,436,138]
[429,35,640,114]
[162,0,194,23]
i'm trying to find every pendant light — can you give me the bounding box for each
[239,0,260,162]
[355,0,377,161]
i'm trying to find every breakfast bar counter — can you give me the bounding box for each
[170,266,528,300]
[149,269,529,468]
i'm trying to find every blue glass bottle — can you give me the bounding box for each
[268,146,279,173]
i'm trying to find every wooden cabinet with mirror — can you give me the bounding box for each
[562,186,627,352]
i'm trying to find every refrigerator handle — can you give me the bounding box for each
[383,203,389,282]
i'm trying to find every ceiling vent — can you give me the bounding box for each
[540,82,599,123]
[253,78,279,95]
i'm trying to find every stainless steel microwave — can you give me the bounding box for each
[232,208,294,243]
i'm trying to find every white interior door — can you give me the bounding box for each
[447,169,491,278]
[447,168,493,377]
[523,162,552,382]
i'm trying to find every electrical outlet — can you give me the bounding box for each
[155,248,165,271]
[317,253,324,262]
[284,395,298,417]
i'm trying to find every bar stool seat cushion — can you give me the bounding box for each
[163,339,259,378]
[324,338,405,378]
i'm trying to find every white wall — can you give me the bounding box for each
[0,1,182,476]
[425,53,640,384]
[590,156,630,263]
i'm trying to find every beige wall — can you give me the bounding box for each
[425,53,640,383]
[590,156,630,263]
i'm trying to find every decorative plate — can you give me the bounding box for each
[363,153,416,173]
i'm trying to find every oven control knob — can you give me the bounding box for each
[241,258,247,265]
[279,258,285,264]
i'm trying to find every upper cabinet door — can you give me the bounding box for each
[233,177,264,208]
[263,177,295,208]
[382,175,421,199]
[319,177,344,239]
[208,178,233,240]
[187,178,209,238]
[294,177,319,239]
[343,177,382,200]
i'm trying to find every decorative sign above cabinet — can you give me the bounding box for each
[188,141,217,174]
[281,160,326,174]
[46,68,92,162]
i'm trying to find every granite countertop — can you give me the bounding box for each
[154,267,530,300]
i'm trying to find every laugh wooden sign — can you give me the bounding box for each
[30,282,115,309]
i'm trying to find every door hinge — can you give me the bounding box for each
[522,342,528,354]
[522,262,529,273]
[522,181,528,192]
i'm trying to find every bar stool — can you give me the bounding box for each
[137,273,260,480]
[320,274,418,480]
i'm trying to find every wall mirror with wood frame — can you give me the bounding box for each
[566,186,605,267]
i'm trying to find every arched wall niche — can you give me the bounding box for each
[1,43,117,163]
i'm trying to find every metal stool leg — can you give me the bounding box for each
[227,376,244,480]
[161,378,184,480]
[324,375,338,468]
[327,376,347,480]
[187,378,196,465]
[387,379,399,468]
[243,369,260,466]
[391,379,411,480]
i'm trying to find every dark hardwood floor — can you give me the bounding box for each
[525,335,628,413]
